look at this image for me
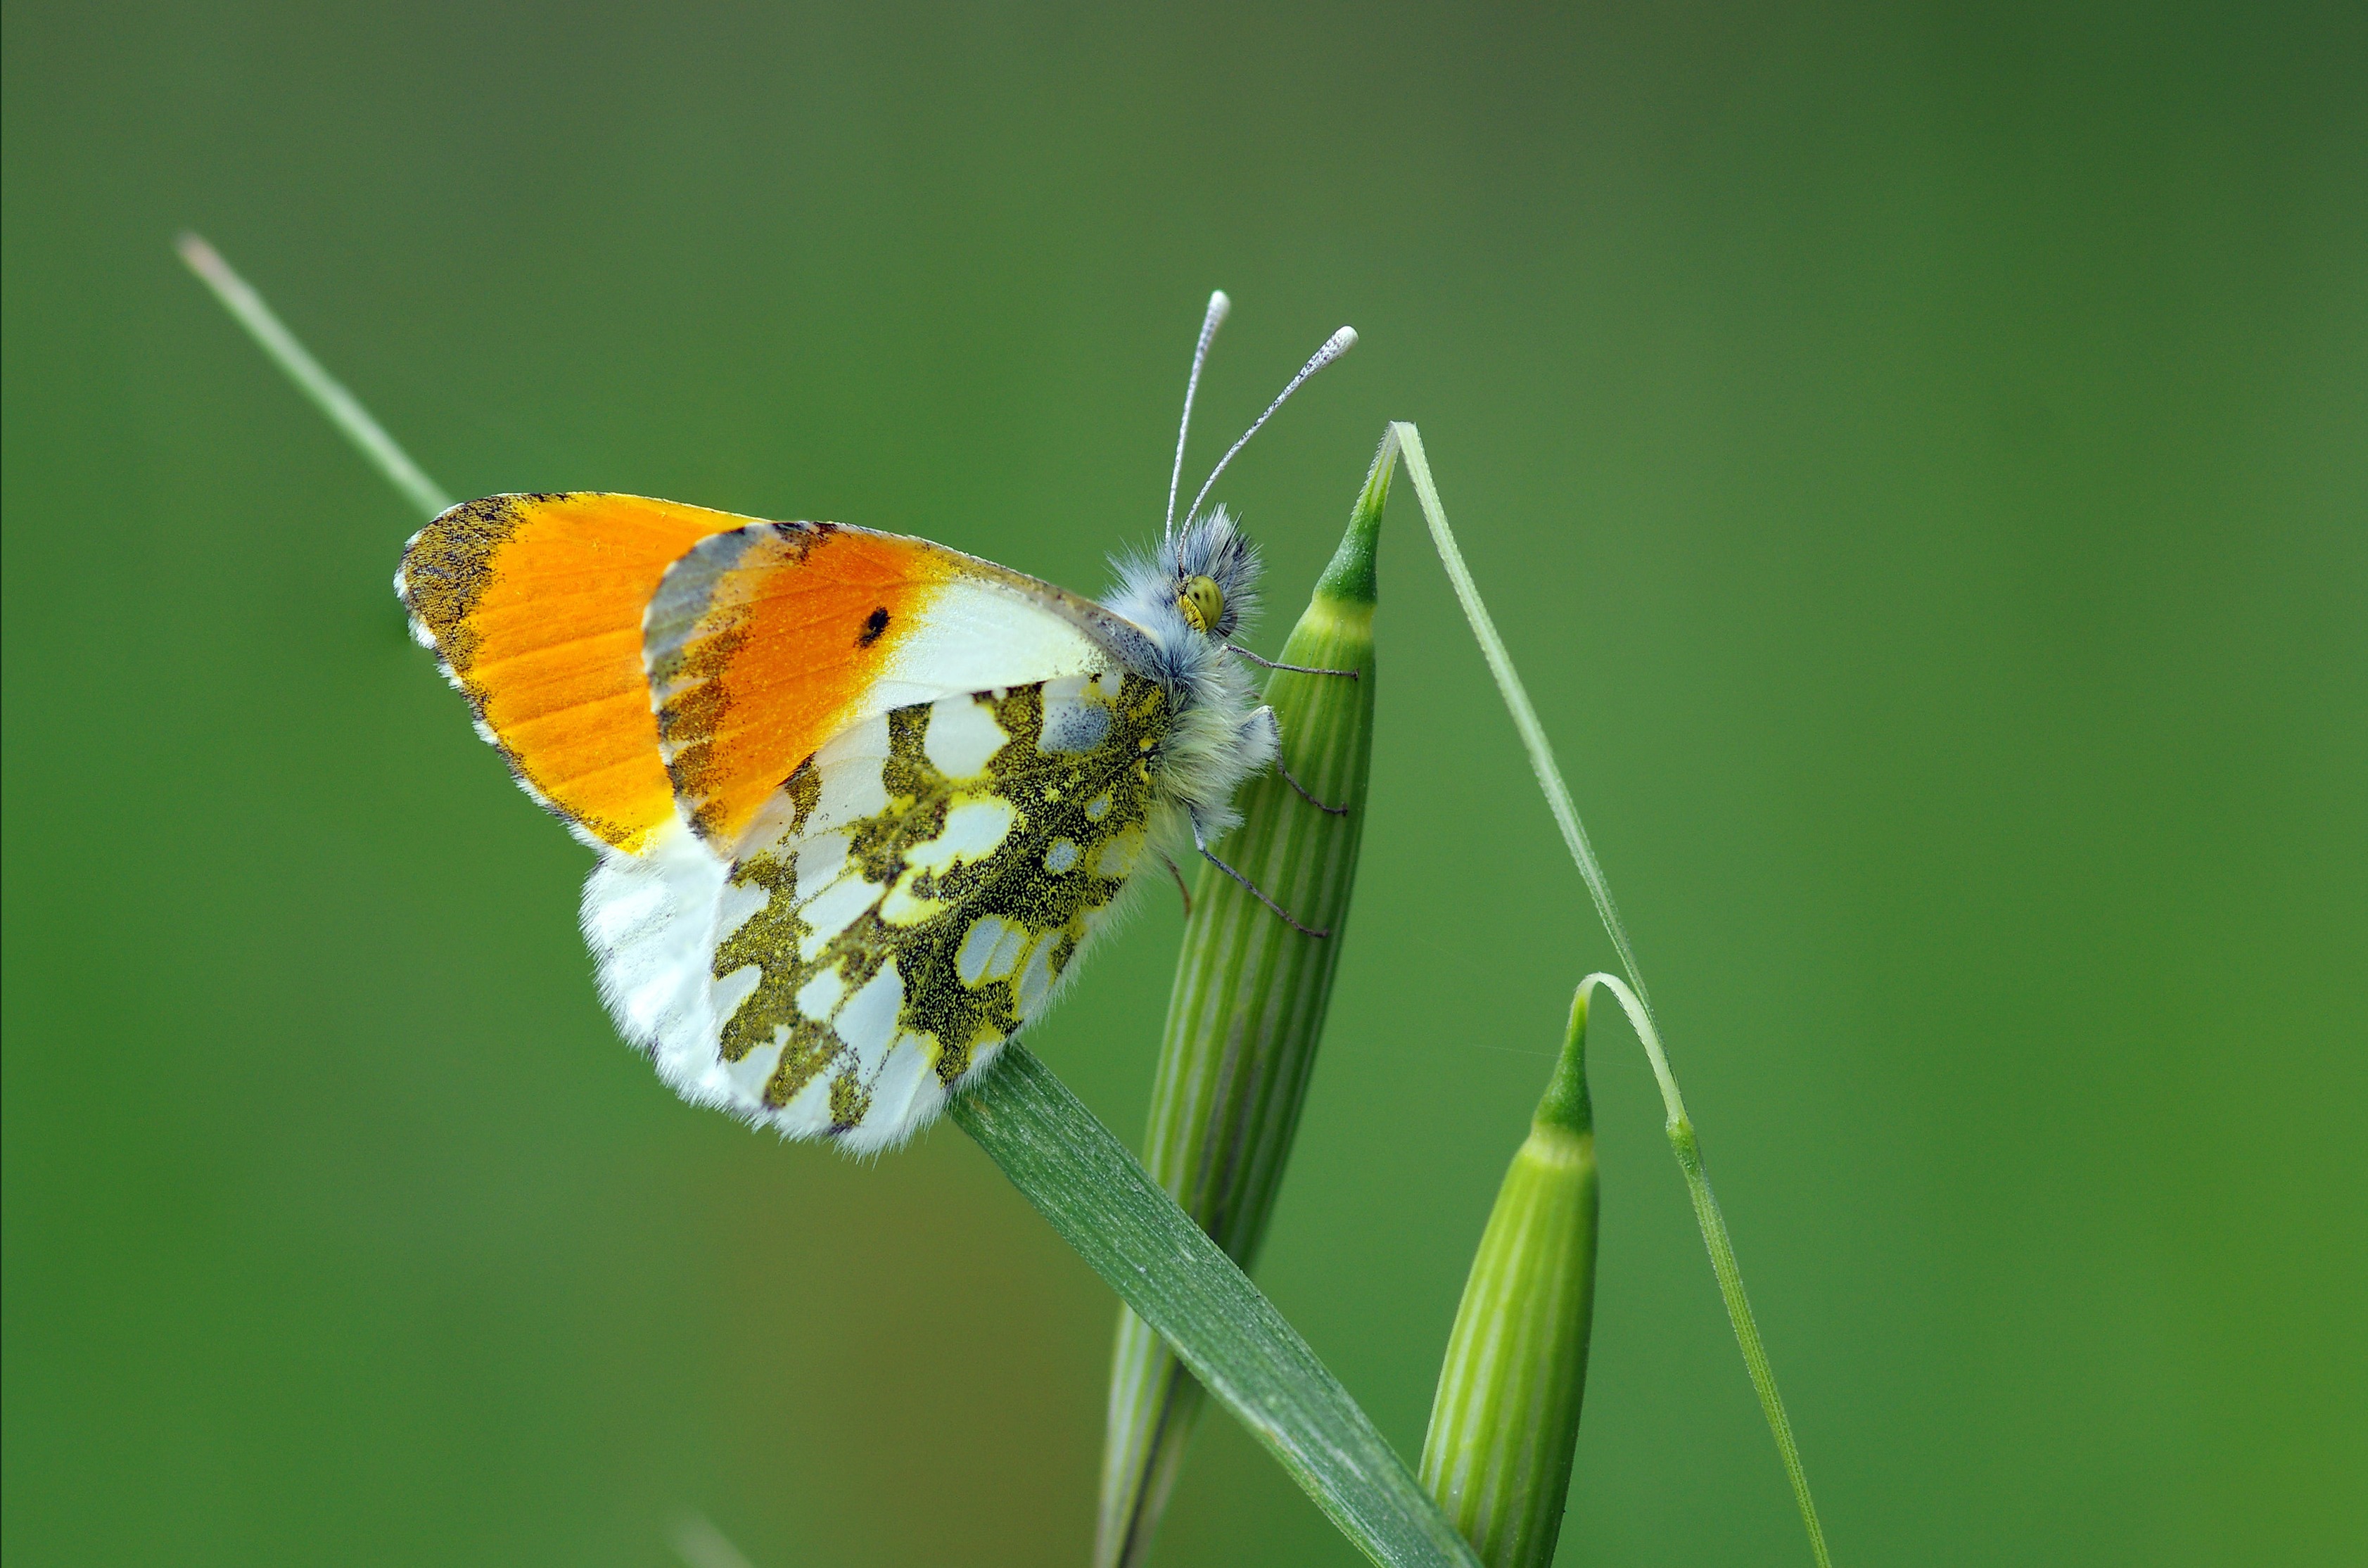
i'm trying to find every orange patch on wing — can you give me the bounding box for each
[400,493,753,851]
[651,525,950,847]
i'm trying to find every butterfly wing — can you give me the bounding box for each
[642,518,1159,848]
[396,492,749,852]
[397,494,1157,853]
[402,491,1181,1149]
[586,670,1176,1152]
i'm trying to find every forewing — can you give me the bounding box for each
[601,670,1175,1152]
[395,492,753,852]
[643,522,1160,848]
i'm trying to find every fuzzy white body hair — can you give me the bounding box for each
[1102,506,1278,849]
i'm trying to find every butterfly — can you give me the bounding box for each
[395,294,1356,1152]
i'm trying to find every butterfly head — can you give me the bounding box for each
[1166,505,1260,642]
[1177,574,1224,634]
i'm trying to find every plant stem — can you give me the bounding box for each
[1389,423,1648,1018]
[175,232,452,518]
[1394,423,1831,1567]
[1578,973,1828,1568]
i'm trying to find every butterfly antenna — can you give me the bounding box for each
[1180,325,1357,532]
[1165,290,1232,544]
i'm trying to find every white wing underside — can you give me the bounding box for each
[585,669,1166,1153]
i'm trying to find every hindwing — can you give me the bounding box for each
[587,670,1174,1151]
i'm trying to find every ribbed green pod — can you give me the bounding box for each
[1418,987,1601,1568]
[1095,434,1396,1568]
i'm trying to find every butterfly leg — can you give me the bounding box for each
[1245,706,1350,815]
[1274,751,1351,815]
[1228,643,1359,679]
[1192,817,1330,938]
[1157,850,1195,918]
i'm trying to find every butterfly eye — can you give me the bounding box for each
[1177,574,1225,634]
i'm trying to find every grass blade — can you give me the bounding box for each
[1100,433,1394,1567]
[669,1513,759,1568]
[1388,424,1646,1016]
[953,1046,1481,1568]
[1392,423,1832,1567]
[1579,974,1828,1567]
[176,232,453,518]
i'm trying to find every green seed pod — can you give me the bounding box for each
[1418,986,1601,1568]
[1096,435,1396,1568]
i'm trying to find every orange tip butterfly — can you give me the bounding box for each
[397,294,1356,1152]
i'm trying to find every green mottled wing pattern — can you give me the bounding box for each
[696,670,1171,1150]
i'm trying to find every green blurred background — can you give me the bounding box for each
[6,3,2362,1563]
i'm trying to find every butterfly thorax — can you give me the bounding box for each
[1097,507,1272,836]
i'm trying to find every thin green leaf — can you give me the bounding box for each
[1387,424,1646,1016]
[1579,975,1829,1568]
[1392,423,1832,1567]
[953,1046,1482,1568]
[176,233,453,519]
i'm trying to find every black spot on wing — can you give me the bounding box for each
[859,606,890,646]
